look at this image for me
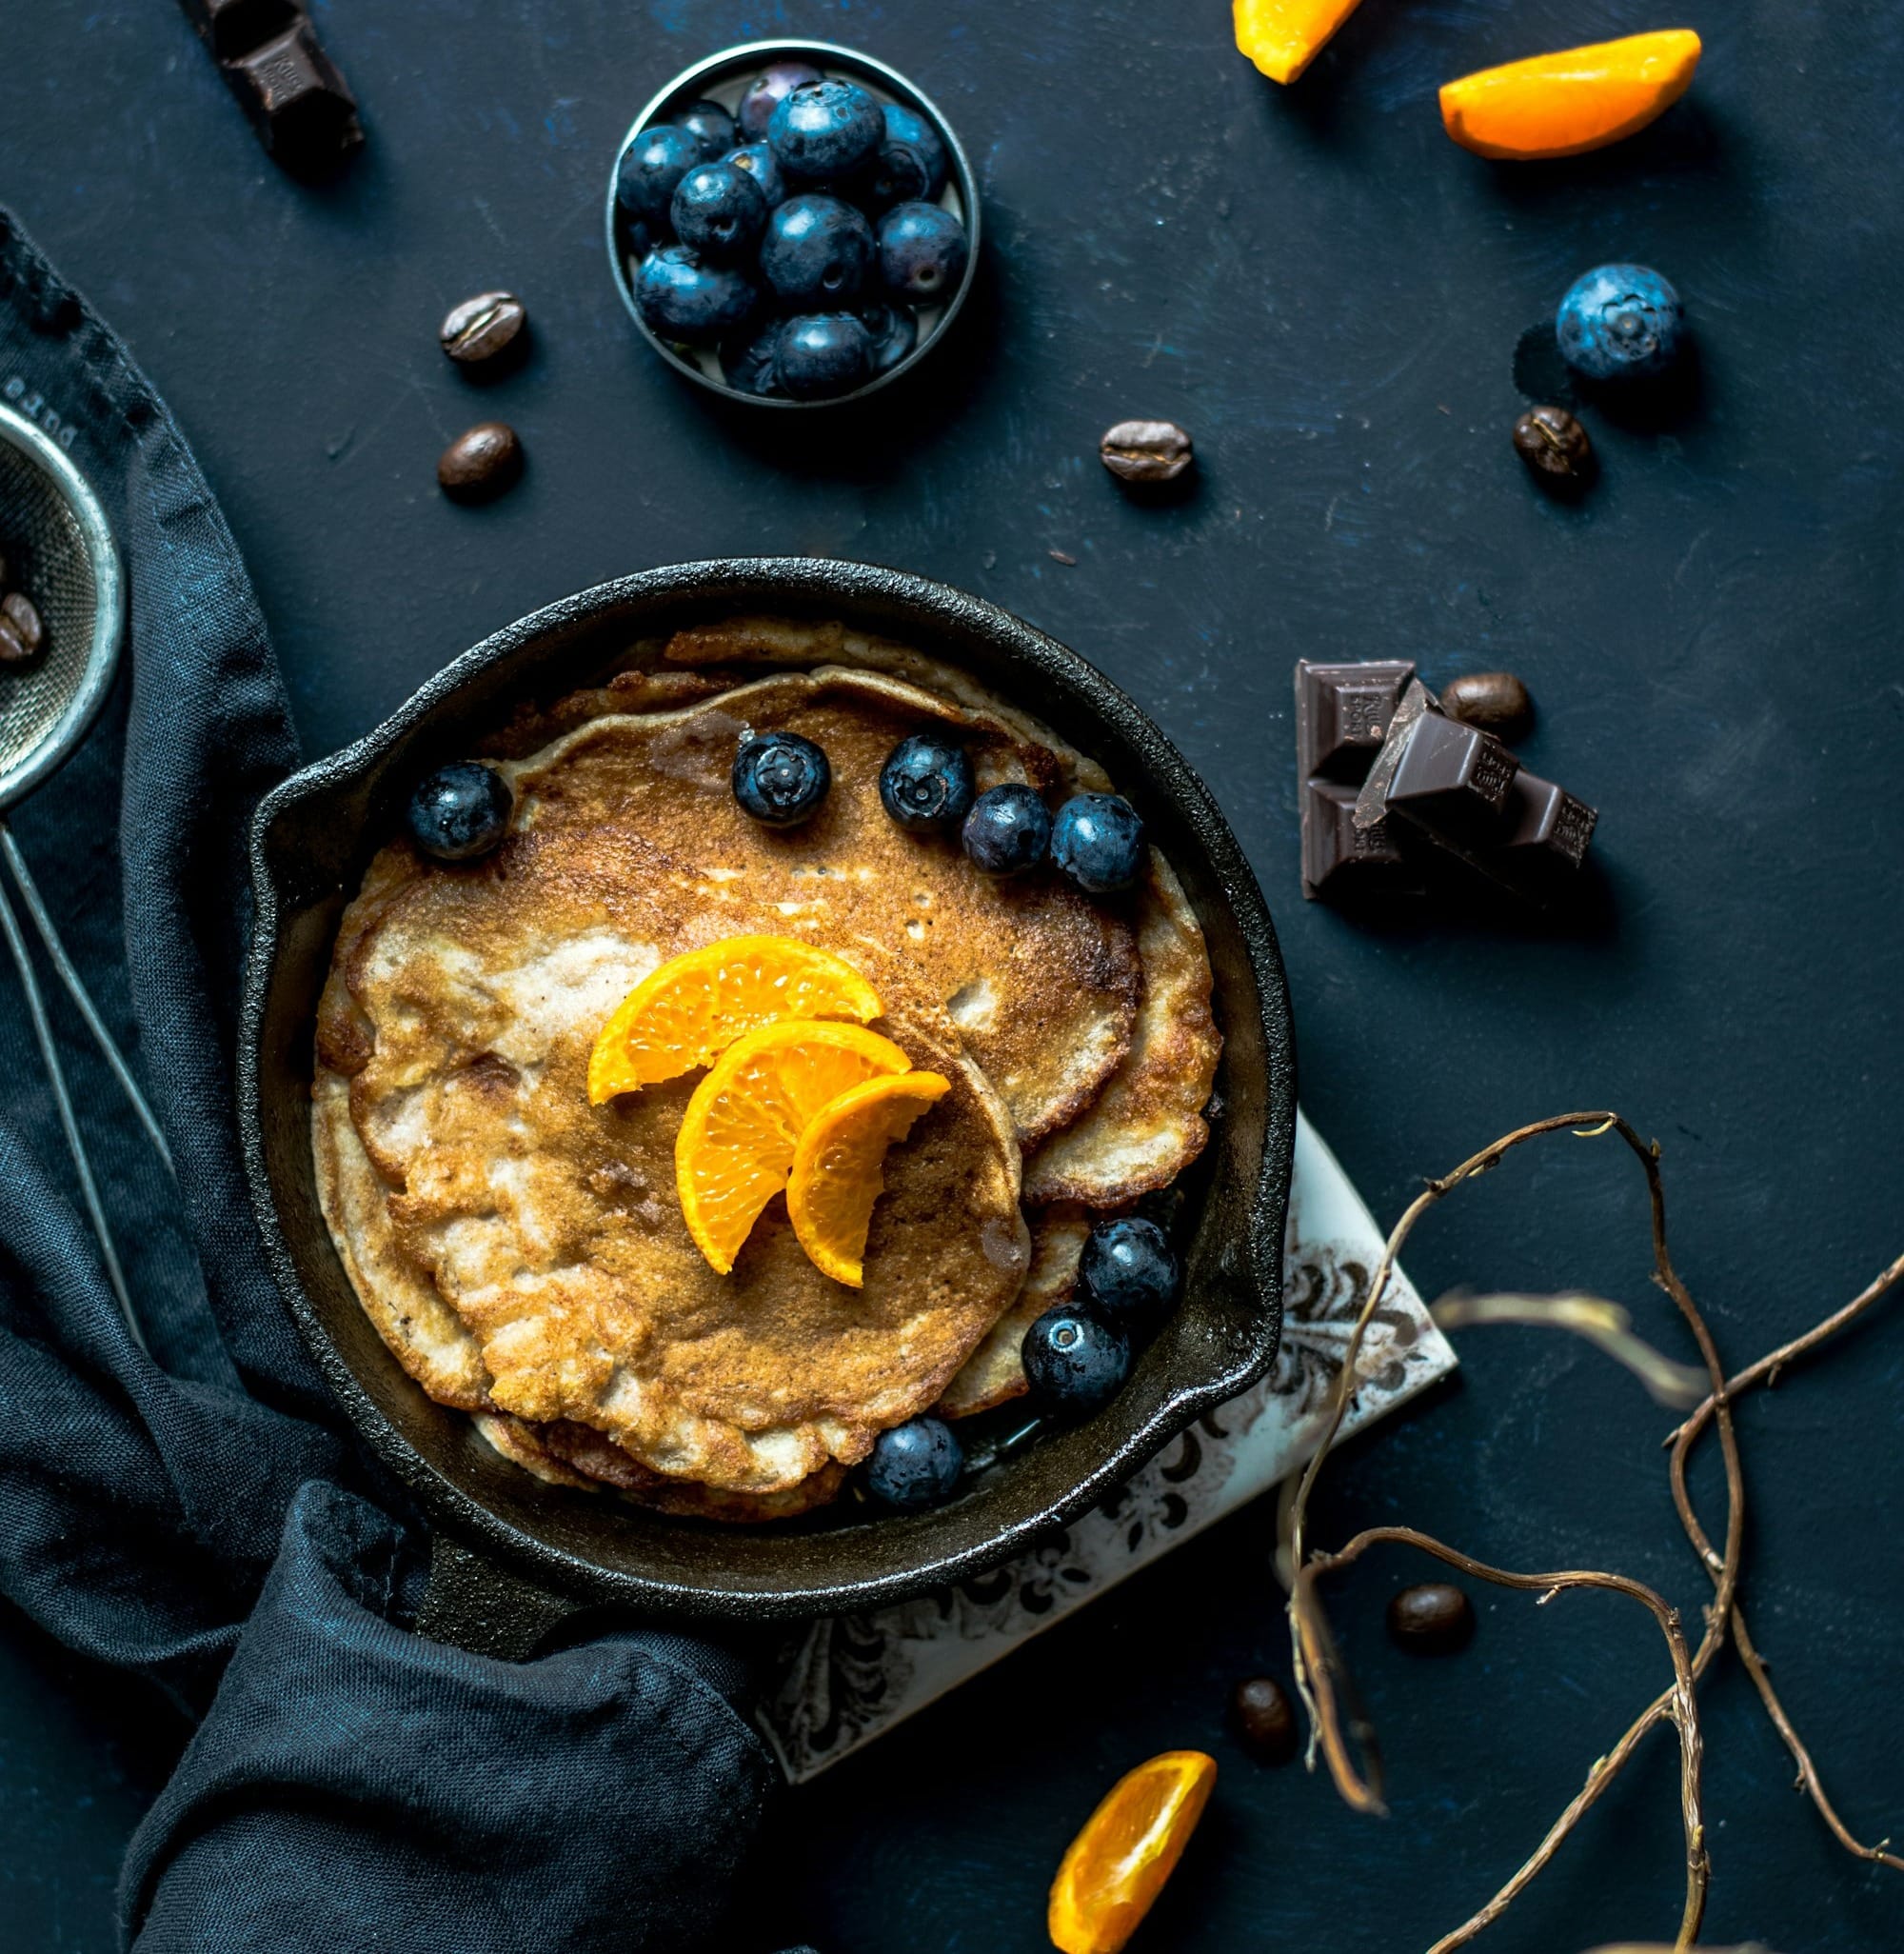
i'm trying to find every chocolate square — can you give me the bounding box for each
[223,20,362,168]
[1295,660,1415,783]
[1301,781,1425,901]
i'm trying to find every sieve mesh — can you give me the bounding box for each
[0,432,100,784]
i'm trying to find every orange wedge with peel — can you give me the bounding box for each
[786,1070,951,1286]
[1439,30,1702,160]
[1233,0,1364,87]
[675,1020,911,1275]
[588,935,882,1104]
[1048,1750,1218,1954]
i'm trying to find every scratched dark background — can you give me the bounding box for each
[4,1,1902,1948]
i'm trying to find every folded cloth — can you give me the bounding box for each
[0,210,783,1953]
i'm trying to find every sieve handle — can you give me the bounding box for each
[0,840,147,1353]
[0,824,172,1173]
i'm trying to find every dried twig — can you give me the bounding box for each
[1431,1290,1709,1407]
[1284,1112,1746,1954]
[1665,1247,1904,1872]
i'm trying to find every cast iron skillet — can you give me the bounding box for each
[238,559,1295,1645]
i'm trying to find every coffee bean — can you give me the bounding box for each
[1100,418,1194,485]
[440,289,527,366]
[437,422,523,500]
[0,614,31,665]
[1387,1582,1475,1654]
[1440,671,1533,742]
[1231,1675,1298,1764]
[2,591,44,656]
[1511,405,1593,486]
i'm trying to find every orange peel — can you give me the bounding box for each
[1047,1750,1217,1954]
[674,1021,910,1275]
[1439,30,1702,161]
[786,1071,951,1286]
[1233,0,1365,87]
[588,935,881,1104]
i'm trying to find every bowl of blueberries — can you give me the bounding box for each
[606,40,979,407]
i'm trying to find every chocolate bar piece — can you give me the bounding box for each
[1296,660,1424,900]
[220,19,362,171]
[1301,781,1423,901]
[1466,770,1598,902]
[1295,659,1414,782]
[179,0,301,63]
[1360,683,1519,847]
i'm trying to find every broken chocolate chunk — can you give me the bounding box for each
[221,19,362,171]
[178,0,301,63]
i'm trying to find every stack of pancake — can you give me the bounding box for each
[313,618,1221,1521]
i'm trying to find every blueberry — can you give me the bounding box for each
[1078,1217,1180,1336]
[635,245,758,345]
[733,730,831,825]
[670,161,768,262]
[1021,1306,1130,1418]
[962,784,1051,875]
[759,194,873,308]
[407,762,513,863]
[865,1416,964,1509]
[721,320,784,397]
[863,141,934,214]
[616,124,702,229]
[677,99,736,162]
[860,300,919,374]
[876,201,969,304]
[768,78,885,184]
[880,734,976,832]
[723,140,789,209]
[1050,792,1145,893]
[882,104,949,197]
[776,314,874,401]
[737,59,824,142]
[1556,263,1685,382]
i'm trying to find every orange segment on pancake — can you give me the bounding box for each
[675,1020,913,1274]
[787,1071,951,1287]
[587,934,882,1103]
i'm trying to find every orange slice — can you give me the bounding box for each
[1233,0,1364,87]
[786,1071,951,1286]
[1048,1751,1217,1954]
[675,1021,911,1274]
[588,935,882,1104]
[1439,30,1702,160]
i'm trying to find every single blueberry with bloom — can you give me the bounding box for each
[634,245,758,344]
[865,1417,964,1509]
[962,784,1051,875]
[768,77,886,183]
[1050,792,1145,893]
[1556,263,1685,381]
[1021,1307,1131,1417]
[731,730,831,825]
[879,734,976,832]
[407,762,513,863]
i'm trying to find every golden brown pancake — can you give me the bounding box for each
[499,668,1141,1145]
[319,820,1029,1496]
[472,1412,848,1522]
[1022,851,1222,1207]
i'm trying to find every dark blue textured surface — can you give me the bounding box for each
[5,1,1902,1949]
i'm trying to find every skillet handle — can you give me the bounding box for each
[415,1531,585,1661]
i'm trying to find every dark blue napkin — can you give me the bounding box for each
[0,210,783,1953]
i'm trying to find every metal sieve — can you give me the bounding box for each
[0,399,167,1349]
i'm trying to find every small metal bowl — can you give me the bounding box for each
[605,40,981,409]
[0,399,124,812]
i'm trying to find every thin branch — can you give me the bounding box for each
[1665,1246,1904,1873]
[1284,1112,1745,1954]
[1431,1291,1709,1407]
[1299,1525,1708,1954]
